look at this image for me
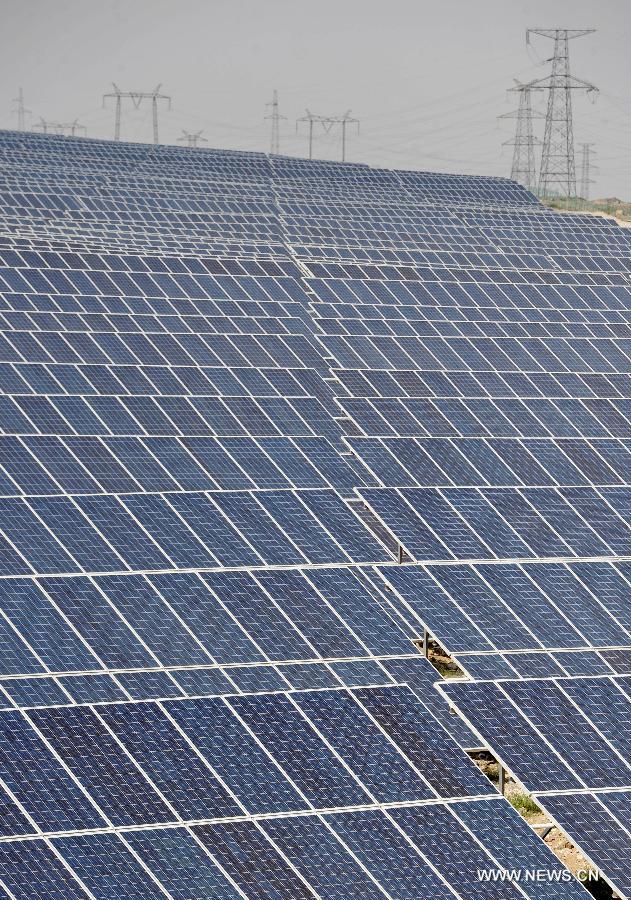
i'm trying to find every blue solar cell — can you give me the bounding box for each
[96,574,212,667]
[442,681,581,792]
[329,659,394,686]
[537,793,631,899]
[0,840,88,898]
[278,662,341,689]
[165,695,307,814]
[356,684,496,797]
[600,790,631,833]
[452,797,588,899]
[98,701,243,819]
[0,497,79,574]
[227,692,371,807]
[3,676,69,707]
[209,490,306,565]
[28,496,125,572]
[29,705,175,826]
[167,492,262,567]
[149,571,264,664]
[116,670,185,700]
[561,487,631,554]
[391,804,524,900]
[0,435,60,494]
[294,689,433,802]
[0,578,102,672]
[308,567,417,656]
[477,563,588,649]
[299,489,391,561]
[457,653,522,680]
[203,570,317,661]
[430,565,540,650]
[63,437,140,492]
[502,678,631,788]
[194,821,314,899]
[59,673,127,704]
[226,663,290,692]
[522,487,613,557]
[483,489,572,557]
[54,832,166,899]
[325,808,455,899]
[255,490,350,563]
[359,488,448,559]
[183,437,255,489]
[264,815,386,897]
[253,568,366,657]
[377,565,491,652]
[401,488,491,558]
[73,495,172,570]
[42,576,156,669]
[524,563,630,647]
[121,494,219,568]
[124,827,241,899]
[0,709,107,831]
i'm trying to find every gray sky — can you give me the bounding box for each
[1,0,630,197]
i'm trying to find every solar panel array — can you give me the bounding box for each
[0,126,628,896]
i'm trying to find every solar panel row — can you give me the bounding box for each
[0,126,627,896]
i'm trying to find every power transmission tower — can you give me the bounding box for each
[526,28,598,198]
[338,110,360,162]
[102,84,171,143]
[265,90,286,154]
[65,119,87,137]
[12,87,30,131]
[33,118,86,137]
[578,142,596,199]
[296,110,334,159]
[296,109,359,161]
[178,130,207,148]
[498,80,544,192]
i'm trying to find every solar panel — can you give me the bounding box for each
[441,674,631,792]
[0,127,628,895]
[533,793,631,899]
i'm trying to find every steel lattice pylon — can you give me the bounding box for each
[526,29,597,198]
[499,80,544,193]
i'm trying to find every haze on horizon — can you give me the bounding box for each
[1,0,630,198]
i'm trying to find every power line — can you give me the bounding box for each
[102,84,171,143]
[265,90,286,155]
[526,28,598,198]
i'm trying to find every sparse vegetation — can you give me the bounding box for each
[541,195,631,223]
[509,791,541,817]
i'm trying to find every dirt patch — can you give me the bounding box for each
[416,638,465,678]
[469,755,615,897]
